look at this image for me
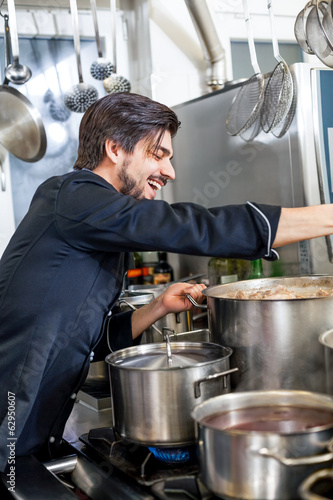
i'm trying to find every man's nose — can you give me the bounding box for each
[162,160,176,180]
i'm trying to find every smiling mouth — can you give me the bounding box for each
[148,179,162,191]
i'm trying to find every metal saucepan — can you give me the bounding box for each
[188,275,333,393]
[106,341,237,446]
[191,390,333,500]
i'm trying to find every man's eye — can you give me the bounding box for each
[153,154,162,160]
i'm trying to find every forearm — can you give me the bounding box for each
[273,205,333,248]
[131,297,167,340]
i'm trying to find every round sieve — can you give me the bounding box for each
[294,1,317,54]
[261,0,293,133]
[271,70,297,139]
[64,0,99,113]
[306,0,333,68]
[226,0,265,142]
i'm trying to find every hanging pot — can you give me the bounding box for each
[105,341,237,446]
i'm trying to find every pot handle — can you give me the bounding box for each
[186,293,208,310]
[194,367,239,398]
[258,438,333,466]
[298,468,333,500]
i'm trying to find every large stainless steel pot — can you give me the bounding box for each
[200,276,333,392]
[319,329,333,395]
[105,341,237,446]
[191,390,333,500]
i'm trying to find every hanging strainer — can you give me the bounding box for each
[294,1,317,54]
[103,0,131,94]
[271,70,297,139]
[90,0,114,80]
[261,0,293,134]
[64,0,99,113]
[306,0,333,68]
[226,0,265,142]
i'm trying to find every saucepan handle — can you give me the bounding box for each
[298,468,333,500]
[185,293,208,310]
[257,438,333,466]
[194,368,239,398]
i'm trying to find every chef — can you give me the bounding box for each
[0,92,333,472]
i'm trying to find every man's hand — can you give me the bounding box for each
[131,282,206,339]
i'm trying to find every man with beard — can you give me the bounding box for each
[1,92,333,472]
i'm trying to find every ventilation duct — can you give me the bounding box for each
[184,0,227,91]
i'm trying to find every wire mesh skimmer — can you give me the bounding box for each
[306,0,333,68]
[226,0,265,142]
[261,0,294,134]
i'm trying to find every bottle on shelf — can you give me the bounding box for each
[153,252,174,284]
[248,258,264,280]
[142,251,159,285]
[208,257,238,286]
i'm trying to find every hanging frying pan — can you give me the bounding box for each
[0,85,47,162]
[0,17,46,162]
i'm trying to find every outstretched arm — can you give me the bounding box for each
[131,282,206,340]
[273,205,333,248]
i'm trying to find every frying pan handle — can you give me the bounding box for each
[185,293,207,310]
[194,368,239,398]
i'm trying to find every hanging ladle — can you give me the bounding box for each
[90,0,113,80]
[5,0,32,85]
[103,0,131,94]
[64,0,99,113]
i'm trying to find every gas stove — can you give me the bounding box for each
[76,426,217,499]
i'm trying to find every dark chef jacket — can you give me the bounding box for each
[0,169,281,472]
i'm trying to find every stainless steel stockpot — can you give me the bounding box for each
[105,341,237,446]
[201,276,333,392]
[191,390,333,500]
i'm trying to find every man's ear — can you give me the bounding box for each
[105,139,120,164]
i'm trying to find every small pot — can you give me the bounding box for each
[106,341,237,446]
[319,329,333,395]
[191,390,333,500]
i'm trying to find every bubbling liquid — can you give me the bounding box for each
[202,405,333,433]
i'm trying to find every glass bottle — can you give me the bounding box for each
[153,252,174,284]
[142,251,159,285]
[208,257,238,286]
[248,259,264,280]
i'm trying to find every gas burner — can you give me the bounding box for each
[79,427,199,487]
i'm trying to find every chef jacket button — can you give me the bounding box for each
[90,351,94,361]
[49,436,55,443]
[71,393,76,399]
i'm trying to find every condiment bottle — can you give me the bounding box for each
[153,252,174,284]
[142,251,159,285]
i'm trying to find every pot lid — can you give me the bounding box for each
[106,342,232,370]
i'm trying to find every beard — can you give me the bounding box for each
[118,158,145,200]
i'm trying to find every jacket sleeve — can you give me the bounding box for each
[54,172,281,261]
